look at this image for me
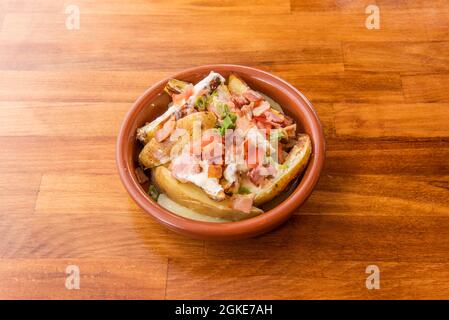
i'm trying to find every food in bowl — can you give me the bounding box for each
[135,71,312,222]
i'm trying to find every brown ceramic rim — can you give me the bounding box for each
[116,64,325,240]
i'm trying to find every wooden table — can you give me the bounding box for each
[1,0,448,299]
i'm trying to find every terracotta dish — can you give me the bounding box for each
[116,65,325,240]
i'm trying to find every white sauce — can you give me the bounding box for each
[223,163,238,184]
[187,71,225,104]
[138,72,225,143]
[171,155,224,198]
[246,126,276,154]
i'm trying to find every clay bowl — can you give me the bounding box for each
[116,65,325,240]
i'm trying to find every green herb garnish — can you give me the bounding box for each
[279,163,289,170]
[270,129,285,141]
[194,95,207,110]
[148,184,160,201]
[237,186,252,195]
[216,102,230,118]
[219,113,237,136]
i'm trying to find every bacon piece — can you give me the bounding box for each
[243,90,263,102]
[241,102,254,119]
[231,94,248,108]
[264,164,277,177]
[236,116,252,134]
[248,164,277,186]
[230,194,254,214]
[283,124,297,138]
[252,101,271,117]
[264,109,285,123]
[155,116,176,142]
[248,168,264,186]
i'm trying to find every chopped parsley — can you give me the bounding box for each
[148,184,160,201]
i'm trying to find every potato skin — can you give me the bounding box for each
[228,73,249,95]
[254,134,312,206]
[139,138,175,168]
[138,111,217,169]
[153,166,263,221]
[136,121,161,145]
[176,111,217,133]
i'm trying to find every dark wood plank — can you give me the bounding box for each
[325,139,449,176]
[0,258,167,299]
[167,259,449,299]
[402,74,449,103]
[300,174,449,217]
[342,42,449,74]
[333,103,449,138]
[205,215,449,262]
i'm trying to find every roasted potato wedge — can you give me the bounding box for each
[153,166,263,221]
[137,104,177,145]
[137,121,161,145]
[228,73,250,95]
[164,79,192,97]
[176,111,217,133]
[139,138,176,168]
[157,194,227,222]
[253,134,312,206]
[139,111,217,169]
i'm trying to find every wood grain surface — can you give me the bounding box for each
[0,0,448,299]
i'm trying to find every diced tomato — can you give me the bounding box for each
[236,116,252,133]
[207,164,223,179]
[172,94,184,106]
[230,194,254,214]
[155,116,176,142]
[184,84,194,100]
